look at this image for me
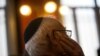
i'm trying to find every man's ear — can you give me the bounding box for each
[46,32,66,55]
[47,30,56,43]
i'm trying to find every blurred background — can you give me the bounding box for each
[0,0,100,56]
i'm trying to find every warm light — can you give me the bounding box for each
[44,1,57,13]
[20,5,32,16]
[59,6,71,15]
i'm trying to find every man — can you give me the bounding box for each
[24,17,84,56]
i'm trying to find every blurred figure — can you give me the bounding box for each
[23,17,84,56]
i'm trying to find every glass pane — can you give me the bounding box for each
[60,0,95,7]
[0,9,8,56]
[0,0,6,7]
[76,9,99,56]
[62,9,78,41]
[97,0,100,7]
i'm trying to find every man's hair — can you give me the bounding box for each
[24,17,84,56]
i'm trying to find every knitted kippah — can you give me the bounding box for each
[24,17,43,43]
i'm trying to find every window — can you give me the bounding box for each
[76,9,99,56]
[97,0,100,7]
[0,0,8,56]
[61,0,94,7]
[60,0,99,56]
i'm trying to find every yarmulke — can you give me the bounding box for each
[24,17,43,43]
